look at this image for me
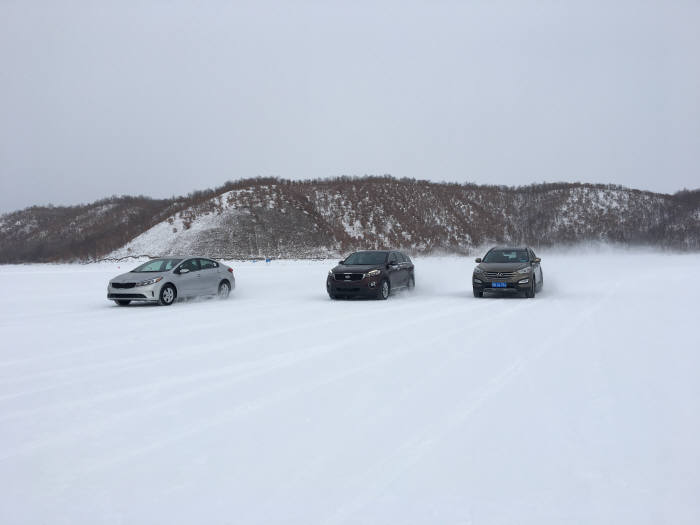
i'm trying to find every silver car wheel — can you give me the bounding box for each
[218,281,230,299]
[162,286,175,304]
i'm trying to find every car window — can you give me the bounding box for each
[483,249,530,263]
[388,253,398,264]
[343,252,388,265]
[132,258,182,273]
[199,258,218,270]
[180,259,200,272]
[402,253,411,264]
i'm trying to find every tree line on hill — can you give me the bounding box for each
[0,177,698,263]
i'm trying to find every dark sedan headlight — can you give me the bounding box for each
[136,277,163,287]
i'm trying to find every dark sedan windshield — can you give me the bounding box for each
[343,251,388,265]
[131,258,182,273]
[483,250,530,263]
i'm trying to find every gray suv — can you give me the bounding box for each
[472,247,543,298]
[107,257,235,306]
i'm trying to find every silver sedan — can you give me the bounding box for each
[107,257,235,306]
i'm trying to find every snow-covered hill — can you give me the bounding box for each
[1,178,699,262]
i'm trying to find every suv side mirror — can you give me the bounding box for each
[475,258,482,263]
[533,257,541,263]
[338,260,345,265]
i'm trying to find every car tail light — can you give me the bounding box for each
[227,267,233,273]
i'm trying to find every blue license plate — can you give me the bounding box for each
[491,282,507,288]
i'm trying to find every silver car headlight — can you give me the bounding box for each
[516,266,531,274]
[364,269,381,278]
[136,277,163,287]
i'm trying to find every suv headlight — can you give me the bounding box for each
[136,277,163,287]
[473,267,485,275]
[364,269,381,278]
[516,267,531,274]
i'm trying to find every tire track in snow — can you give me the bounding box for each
[56,299,530,482]
[0,294,453,401]
[0,295,503,460]
[321,285,621,525]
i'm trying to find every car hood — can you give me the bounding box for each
[332,264,382,274]
[476,262,529,272]
[110,271,168,283]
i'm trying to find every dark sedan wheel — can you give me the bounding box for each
[159,284,176,306]
[377,279,390,300]
[218,281,231,299]
[115,300,131,306]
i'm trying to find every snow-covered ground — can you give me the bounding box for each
[1,251,699,524]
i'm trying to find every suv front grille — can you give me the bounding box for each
[112,282,136,289]
[334,273,364,281]
[485,272,515,279]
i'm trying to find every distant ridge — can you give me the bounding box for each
[1,177,698,263]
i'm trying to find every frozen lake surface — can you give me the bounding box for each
[1,252,699,524]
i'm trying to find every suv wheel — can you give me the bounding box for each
[159,284,176,306]
[527,281,536,299]
[377,279,390,300]
[407,275,415,291]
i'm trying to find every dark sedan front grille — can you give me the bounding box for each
[112,282,136,289]
[485,272,515,279]
[334,273,364,281]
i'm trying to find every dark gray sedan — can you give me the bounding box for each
[107,257,235,306]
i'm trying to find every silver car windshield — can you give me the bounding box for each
[132,258,182,273]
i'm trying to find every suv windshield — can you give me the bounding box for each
[483,250,530,263]
[131,258,182,273]
[343,251,388,265]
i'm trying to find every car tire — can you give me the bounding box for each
[218,280,231,299]
[159,284,176,306]
[407,275,415,291]
[115,300,131,306]
[377,279,390,300]
[527,281,536,298]
[473,289,483,298]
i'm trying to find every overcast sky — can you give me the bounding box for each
[1,1,698,213]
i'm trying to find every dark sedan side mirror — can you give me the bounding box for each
[475,258,482,263]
